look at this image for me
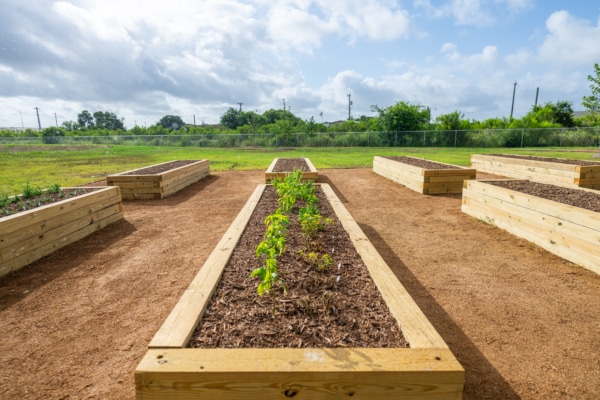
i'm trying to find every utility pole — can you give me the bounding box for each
[193,114,196,127]
[237,102,244,112]
[34,107,41,130]
[347,93,353,121]
[54,113,58,127]
[282,98,286,111]
[20,112,24,129]
[510,81,517,120]
[534,87,539,108]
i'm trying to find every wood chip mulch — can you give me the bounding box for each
[384,156,459,170]
[121,160,197,175]
[188,185,409,349]
[488,180,600,213]
[488,154,600,166]
[272,158,310,172]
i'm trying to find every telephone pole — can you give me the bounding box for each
[347,93,353,121]
[534,87,539,108]
[237,102,244,112]
[282,98,286,111]
[34,107,41,130]
[510,81,517,120]
[55,113,59,127]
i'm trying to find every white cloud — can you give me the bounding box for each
[538,11,600,66]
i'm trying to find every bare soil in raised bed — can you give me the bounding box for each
[1,168,600,400]
[489,153,600,166]
[272,157,310,172]
[384,155,460,169]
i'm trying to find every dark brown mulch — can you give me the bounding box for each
[120,160,197,175]
[1,188,99,218]
[272,158,310,172]
[489,154,600,166]
[384,156,459,170]
[488,180,600,213]
[189,185,408,349]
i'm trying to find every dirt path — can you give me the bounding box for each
[1,169,599,399]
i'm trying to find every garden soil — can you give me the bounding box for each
[1,168,599,399]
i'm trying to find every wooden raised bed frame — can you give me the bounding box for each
[373,156,476,194]
[107,160,210,200]
[135,184,464,399]
[470,154,600,189]
[0,186,123,278]
[265,158,318,183]
[462,180,600,276]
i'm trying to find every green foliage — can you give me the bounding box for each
[582,63,600,114]
[371,101,431,145]
[157,115,186,130]
[41,127,66,144]
[21,182,43,199]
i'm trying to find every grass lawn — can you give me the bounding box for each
[1,144,598,194]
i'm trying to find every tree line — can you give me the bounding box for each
[3,64,599,141]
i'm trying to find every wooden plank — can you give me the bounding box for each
[462,180,600,275]
[265,158,318,183]
[0,190,122,252]
[464,180,600,228]
[149,185,266,348]
[136,348,463,400]
[374,157,471,195]
[0,210,123,277]
[1,202,123,263]
[0,187,120,235]
[471,154,580,172]
[462,196,600,276]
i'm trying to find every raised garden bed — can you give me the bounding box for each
[265,157,318,183]
[462,179,600,276]
[373,156,476,194]
[135,183,464,399]
[470,154,600,189]
[0,186,123,278]
[106,160,209,200]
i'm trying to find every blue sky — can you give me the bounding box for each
[1,0,599,128]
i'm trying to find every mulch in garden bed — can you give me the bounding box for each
[121,160,197,175]
[384,156,459,170]
[488,180,600,213]
[189,185,409,349]
[488,154,600,166]
[272,158,310,172]
[1,188,100,218]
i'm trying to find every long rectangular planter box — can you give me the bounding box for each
[470,154,600,189]
[462,180,600,276]
[373,156,476,194]
[107,160,210,200]
[265,157,318,183]
[0,186,124,278]
[135,184,464,399]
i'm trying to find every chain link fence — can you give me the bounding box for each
[1,127,599,148]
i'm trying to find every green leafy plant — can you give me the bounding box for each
[21,182,42,199]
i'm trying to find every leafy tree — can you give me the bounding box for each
[435,111,465,131]
[371,101,430,145]
[61,120,80,131]
[157,115,186,130]
[582,63,600,114]
[93,111,124,130]
[77,110,94,128]
[220,107,242,129]
[41,127,66,144]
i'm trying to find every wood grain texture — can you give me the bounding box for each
[107,160,209,199]
[462,180,600,276]
[470,154,600,189]
[265,158,319,183]
[0,186,123,277]
[373,156,475,195]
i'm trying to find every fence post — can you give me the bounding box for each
[454,130,457,147]
[520,129,524,147]
[422,131,426,147]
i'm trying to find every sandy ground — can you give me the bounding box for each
[1,168,599,399]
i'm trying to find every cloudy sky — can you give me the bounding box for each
[1,0,599,129]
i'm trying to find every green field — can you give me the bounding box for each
[1,144,598,194]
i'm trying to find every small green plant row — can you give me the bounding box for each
[0,182,63,216]
[250,170,334,298]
